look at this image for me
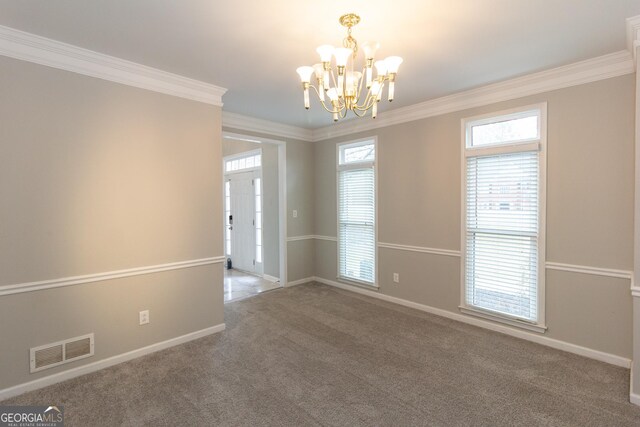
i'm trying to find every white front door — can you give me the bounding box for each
[228,171,256,272]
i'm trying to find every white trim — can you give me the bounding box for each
[378,242,461,258]
[631,287,640,298]
[314,235,338,242]
[313,276,631,368]
[0,257,226,297]
[285,277,315,287]
[0,324,225,401]
[632,368,640,406]
[322,237,634,283]
[546,262,633,280]
[459,306,547,334]
[460,102,547,328]
[627,15,640,60]
[222,111,313,142]
[0,25,226,106]
[287,235,338,242]
[262,274,280,283]
[311,51,634,141]
[221,131,289,291]
[287,235,316,242]
[336,137,378,287]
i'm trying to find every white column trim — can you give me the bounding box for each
[0,256,226,296]
[0,25,226,105]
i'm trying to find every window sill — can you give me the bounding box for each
[458,306,547,334]
[336,276,379,291]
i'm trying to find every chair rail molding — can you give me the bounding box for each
[0,257,226,296]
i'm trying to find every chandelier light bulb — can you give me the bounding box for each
[333,48,353,68]
[327,88,339,102]
[363,42,380,60]
[296,66,315,83]
[316,45,335,63]
[374,60,388,78]
[384,56,403,74]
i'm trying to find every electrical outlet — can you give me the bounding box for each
[139,310,150,325]
[393,273,400,283]
[293,210,298,218]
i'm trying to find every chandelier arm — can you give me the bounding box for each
[329,69,340,96]
[309,85,344,114]
[354,82,374,110]
[351,108,369,118]
[354,66,368,104]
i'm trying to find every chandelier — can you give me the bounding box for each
[296,13,403,122]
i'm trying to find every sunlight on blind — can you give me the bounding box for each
[338,166,375,284]
[465,151,539,321]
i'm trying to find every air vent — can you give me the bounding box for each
[34,345,63,370]
[30,333,94,373]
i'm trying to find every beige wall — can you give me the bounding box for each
[222,139,280,277]
[222,128,315,282]
[0,56,224,389]
[313,75,635,358]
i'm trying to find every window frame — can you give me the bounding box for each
[224,149,262,174]
[460,103,547,333]
[336,137,378,288]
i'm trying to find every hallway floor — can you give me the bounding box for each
[224,269,280,302]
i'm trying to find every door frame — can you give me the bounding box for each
[222,132,288,286]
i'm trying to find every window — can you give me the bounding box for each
[224,151,261,173]
[337,139,376,285]
[461,105,546,331]
[225,180,231,256]
[255,177,262,264]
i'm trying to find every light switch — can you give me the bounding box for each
[293,210,298,218]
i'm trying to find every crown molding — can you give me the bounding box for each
[0,25,226,106]
[628,15,640,61]
[311,50,635,142]
[222,111,314,142]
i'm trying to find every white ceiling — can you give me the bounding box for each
[0,0,639,129]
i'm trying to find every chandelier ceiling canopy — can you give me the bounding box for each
[296,13,403,122]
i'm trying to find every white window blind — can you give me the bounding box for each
[465,151,539,321]
[338,140,376,285]
[463,105,545,327]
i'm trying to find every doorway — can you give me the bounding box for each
[222,134,287,302]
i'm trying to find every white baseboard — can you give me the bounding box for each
[631,370,640,406]
[0,323,225,401]
[262,274,280,283]
[285,277,315,287]
[313,276,631,368]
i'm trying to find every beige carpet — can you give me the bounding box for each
[3,283,640,426]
